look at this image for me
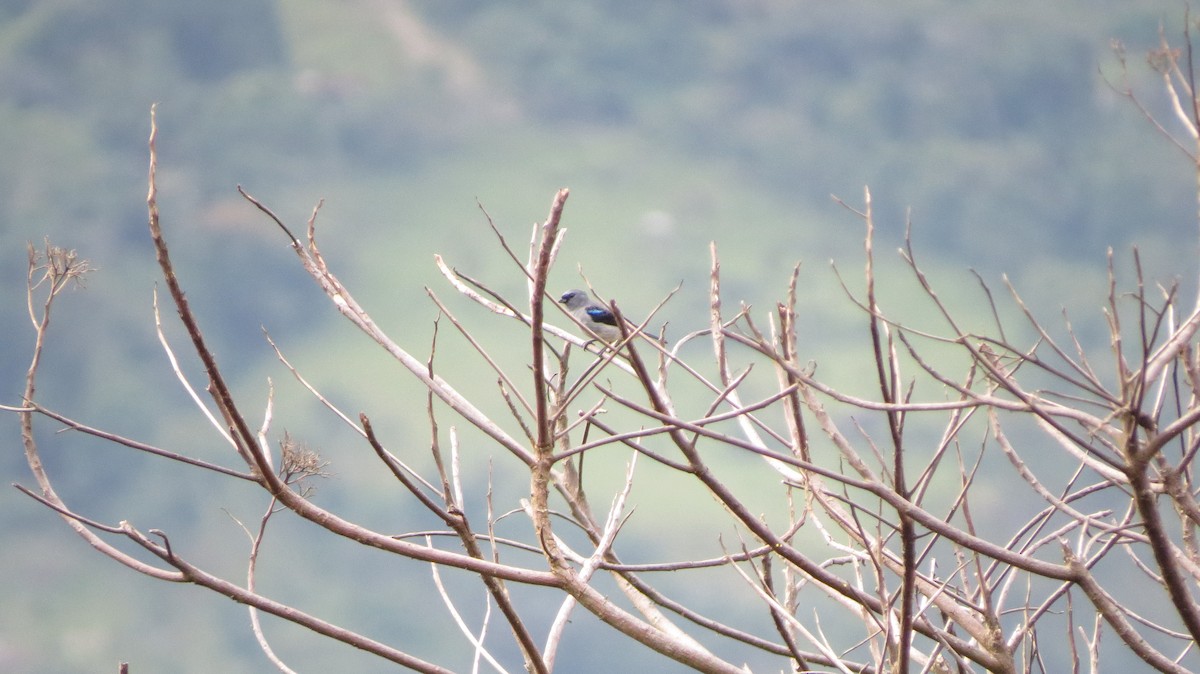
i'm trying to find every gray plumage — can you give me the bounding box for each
[559,289,622,342]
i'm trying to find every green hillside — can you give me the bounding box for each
[1,2,1195,671]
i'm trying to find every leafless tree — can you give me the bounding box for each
[12,29,1200,674]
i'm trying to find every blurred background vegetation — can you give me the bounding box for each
[2,1,1197,671]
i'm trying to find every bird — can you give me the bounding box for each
[559,288,623,343]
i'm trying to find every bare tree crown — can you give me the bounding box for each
[13,30,1200,674]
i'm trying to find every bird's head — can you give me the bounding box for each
[559,289,590,310]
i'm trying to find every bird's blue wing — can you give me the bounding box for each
[585,306,618,326]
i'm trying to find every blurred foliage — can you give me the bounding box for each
[1,1,1196,671]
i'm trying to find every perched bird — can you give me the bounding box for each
[559,288,623,343]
